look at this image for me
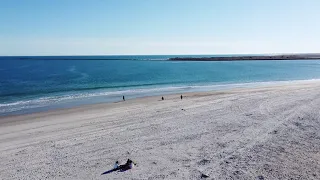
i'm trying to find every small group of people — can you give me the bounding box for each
[113,159,136,171]
[123,95,184,101]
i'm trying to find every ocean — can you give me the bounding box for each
[1,55,320,116]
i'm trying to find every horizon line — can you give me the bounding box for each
[1,52,320,57]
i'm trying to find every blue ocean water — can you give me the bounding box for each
[1,55,320,116]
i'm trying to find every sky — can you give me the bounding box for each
[0,0,319,56]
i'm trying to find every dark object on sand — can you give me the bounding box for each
[181,95,183,100]
[162,97,164,100]
[201,173,209,178]
[123,96,125,101]
[101,159,136,175]
[118,159,136,171]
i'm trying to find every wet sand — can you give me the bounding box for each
[1,81,320,179]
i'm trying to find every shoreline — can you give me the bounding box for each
[2,79,320,118]
[1,80,320,179]
[1,79,320,123]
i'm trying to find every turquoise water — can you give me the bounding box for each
[1,56,320,115]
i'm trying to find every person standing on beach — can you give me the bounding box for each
[162,97,164,100]
[123,96,125,101]
[181,95,183,100]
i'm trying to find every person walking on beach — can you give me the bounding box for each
[162,96,164,101]
[181,95,183,100]
[123,96,125,101]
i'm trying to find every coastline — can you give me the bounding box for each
[2,79,320,117]
[2,57,320,117]
[169,53,320,61]
[1,80,320,179]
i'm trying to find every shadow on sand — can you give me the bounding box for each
[101,165,132,175]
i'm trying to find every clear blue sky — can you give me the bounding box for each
[0,0,319,55]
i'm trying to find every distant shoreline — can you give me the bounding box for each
[169,53,320,61]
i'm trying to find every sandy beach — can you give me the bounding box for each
[1,81,320,179]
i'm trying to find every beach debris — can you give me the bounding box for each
[294,122,302,127]
[198,159,210,165]
[201,173,209,178]
[228,155,236,160]
[233,170,242,175]
[256,175,265,180]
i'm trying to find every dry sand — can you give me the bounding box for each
[1,81,320,179]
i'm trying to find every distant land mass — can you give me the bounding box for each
[169,53,320,61]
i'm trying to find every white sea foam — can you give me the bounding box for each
[2,79,320,115]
